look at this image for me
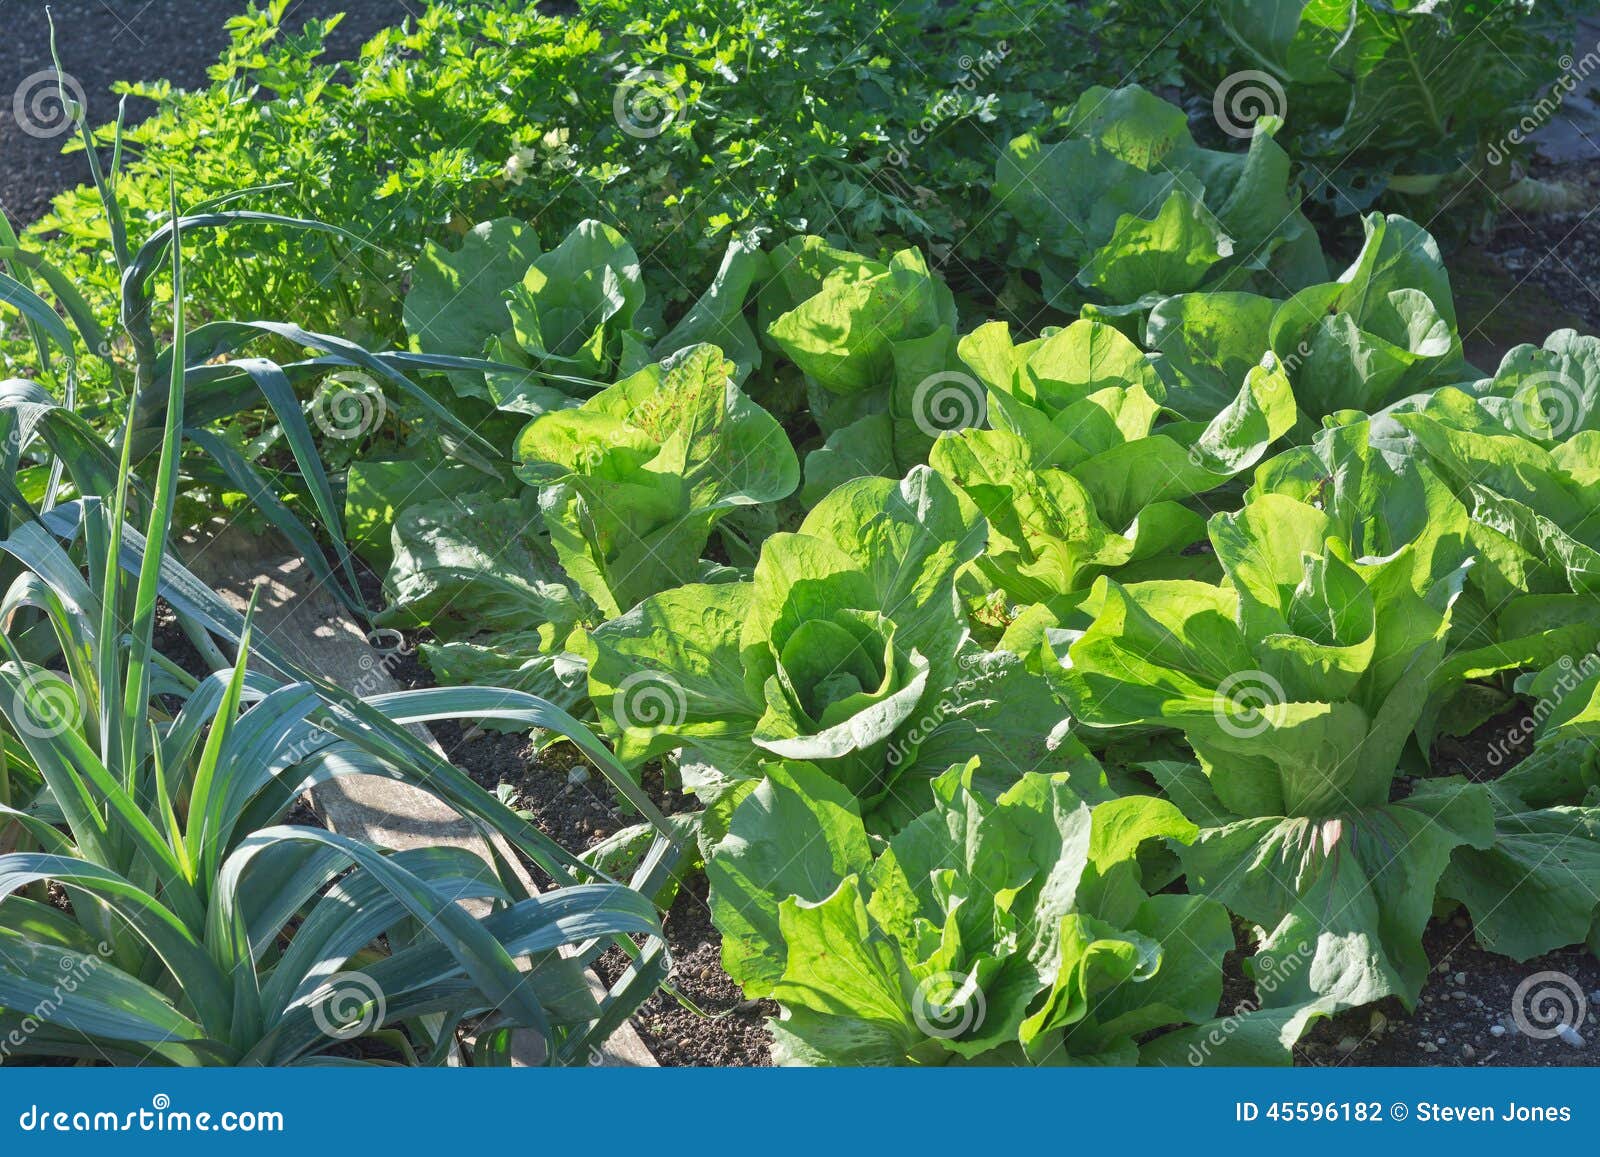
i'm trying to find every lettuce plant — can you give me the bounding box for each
[1161,0,1577,212]
[1148,213,1468,420]
[1389,383,1600,727]
[404,216,769,416]
[943,315,1294,527]
[995,84,1325,312]
[377,490,592,712]
[1246,417,1600,964]
[1053,490,1490,1012]
[706,759,1245,1065]
[585,467,1090,827]
[763,238,961,502]
[499,219,647,380]
[514,343,799,618]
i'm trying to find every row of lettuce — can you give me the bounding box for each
[341,86,1600,1064]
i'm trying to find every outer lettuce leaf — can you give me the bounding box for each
[376,491,590,709]
[996,84,1324,310]
[1439,787,1600,962]
[1471,329,1600,446]
[402,217,542,401]
[1181,782,1494,1011]
[1145,291,1278,420]
[344,457,515,571]
[653,231,770,380]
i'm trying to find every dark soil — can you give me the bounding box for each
[1298,919,1600,1068]
[1462,158,1600,368]
[0,0,414,228]
[594,876,779,1068]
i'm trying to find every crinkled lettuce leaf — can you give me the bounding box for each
[515,343,798,616]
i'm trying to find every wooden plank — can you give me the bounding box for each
[180,521,657,1067]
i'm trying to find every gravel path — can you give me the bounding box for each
[0,0,414,227]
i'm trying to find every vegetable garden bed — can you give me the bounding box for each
[3,0,1600,1072]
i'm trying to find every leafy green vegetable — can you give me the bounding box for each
[1054,490,1489,1009]
[944,318,1295,530]
[764,241,962,500]
[378,491,591,711]
[996,84,1324,312]
[1161,0,1577,213]
[403,217,543,401]
[707,759,1247,1065]
[502,219,647,379]
[585,467,1090,824]
[514,343,799,617]
[1153,213,1468,422]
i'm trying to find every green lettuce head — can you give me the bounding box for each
[1052,490,1495,1013]
[515,342,798,617]
[763,238,963,501]
[585,467,1091,823]
[502,218,647,378]
[706,759,1279,1066]
[996,84,1325,311]
[931,318,1294,624]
